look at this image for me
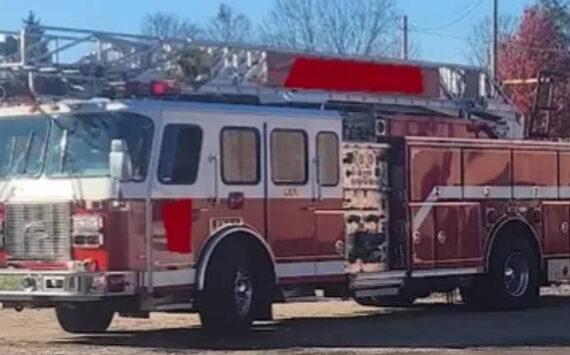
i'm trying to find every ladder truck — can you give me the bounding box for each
[0,25,560,333]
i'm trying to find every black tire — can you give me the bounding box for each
[199,242,272,333]
[55,303,114,334]
[487,237,539,310]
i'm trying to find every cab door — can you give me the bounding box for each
[215,124,265,237]
[266,121,315,260]
[313,131,344,261]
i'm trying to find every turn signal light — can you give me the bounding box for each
[0,203,4,248]
[106,274,127,293]
[0,217,4,249]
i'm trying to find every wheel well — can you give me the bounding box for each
[196,229,276,291]
[486,218,542,270]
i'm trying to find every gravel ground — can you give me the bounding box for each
[2,288,570,354]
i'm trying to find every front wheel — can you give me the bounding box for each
[199,243,272,332]
[55,303,114,334]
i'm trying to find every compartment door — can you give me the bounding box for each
[410,203,436,269]
[543,203,570,256]
[435,204,482,269]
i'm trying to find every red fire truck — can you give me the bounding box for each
[0,26,560,333]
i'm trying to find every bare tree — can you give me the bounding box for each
[141,12,200,38]
[318,0,399,56]
[260,0,320,51]
[206,4,251,43]
[539,0,570,42]
[466,15,519,69]
[384,31,422,59]
[260,0,402,57]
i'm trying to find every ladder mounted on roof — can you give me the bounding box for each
[529,71,564,138]
[0,25,522,138]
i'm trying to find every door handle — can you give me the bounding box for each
[208,154,219,204]
[313,157,323,202]
[193,208,210,213]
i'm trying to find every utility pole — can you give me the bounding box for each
[491,0,499,96]
[401,15,408,60]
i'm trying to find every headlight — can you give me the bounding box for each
[89,274,107,294]
[72,215,104,248]
[72,215,103,233]
[0,217,4,249]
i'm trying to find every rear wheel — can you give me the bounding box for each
[55,303,114,334]
[486,237,539,309]
[199,242,273,333]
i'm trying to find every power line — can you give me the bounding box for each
[413,0,484,31]
[409,27,467,41]
[409,27,570,55]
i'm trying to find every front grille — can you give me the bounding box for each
[4,203,72,261]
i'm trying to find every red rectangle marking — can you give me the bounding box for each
[162,200,193,254]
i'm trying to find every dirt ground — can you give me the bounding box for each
[2,289,570,355]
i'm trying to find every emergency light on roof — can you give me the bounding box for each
[125,80,181,97]
[151,81,168,96]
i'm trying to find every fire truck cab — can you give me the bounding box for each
[0,99,347,332]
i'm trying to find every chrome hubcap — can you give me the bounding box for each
[504,252,530,298]
[234,269,253,317]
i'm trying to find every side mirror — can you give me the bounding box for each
[109,139,133,181]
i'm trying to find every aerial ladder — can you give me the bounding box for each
[0,24,523,139]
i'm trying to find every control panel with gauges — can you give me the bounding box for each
[342,142,390,273]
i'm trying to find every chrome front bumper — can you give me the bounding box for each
[0,270,137,302]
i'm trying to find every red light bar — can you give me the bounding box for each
[283,57,425,95]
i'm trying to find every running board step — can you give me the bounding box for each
[155,303,194,311]
[354,287,400,299]
[119,311,150,319]
[350,271,406,290]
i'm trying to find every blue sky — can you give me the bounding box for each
[0,0,535,64]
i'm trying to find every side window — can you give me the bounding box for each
[158,124,203,185]
[271,129,307,185]
[221,127,260,185]
[317,132,339,186]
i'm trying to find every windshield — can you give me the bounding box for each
[0,117,49,179]
[45,112,154,180]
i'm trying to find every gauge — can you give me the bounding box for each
[356,152,365,166]
[366,152,375,166]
